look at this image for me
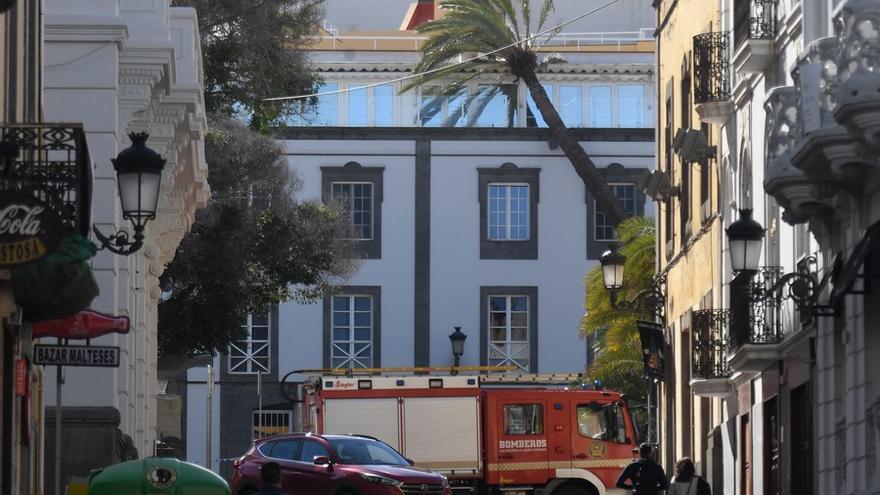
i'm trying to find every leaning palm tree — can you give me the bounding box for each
[402,0,627,224]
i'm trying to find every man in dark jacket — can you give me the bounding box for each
[616,443,670,495]
[255,462,286,495]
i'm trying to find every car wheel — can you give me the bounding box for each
[552,482,597,495]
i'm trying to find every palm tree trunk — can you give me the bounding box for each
[521,71,628,225]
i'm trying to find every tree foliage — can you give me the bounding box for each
[172,0,325,124]
[158,118,356,356]
[581,217,655,437]
[403,0,628,224]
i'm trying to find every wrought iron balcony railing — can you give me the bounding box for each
[692,309,731,379]
[729,266,786,350]
[0,124,92,236]
[693,32,731,104]
[734,0,779,50]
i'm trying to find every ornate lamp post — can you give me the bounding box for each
[599,244,667,322]
[92,133,166,255]
[448,326,467,370]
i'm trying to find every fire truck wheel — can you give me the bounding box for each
[551,481,597,495]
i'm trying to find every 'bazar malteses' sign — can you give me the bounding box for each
[0,192,62,266]
[33,344,120,367]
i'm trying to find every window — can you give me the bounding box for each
[292,83,339,126]
[478,165,540,259]
[331,182,373,240]
[476,84,517,127]
[488,295,530,371]
[526,84,553,128]
[264,439,301,460]
[584,164,648,259]
[503,404,544,435]
[228,313,271,374]
[618,85,646,127]
[374,85,394,126]
[322,163,384,259]
[594,184,637,241]
[577,404,627,443]
[329,438,409,465]
[560,85,584,127]
[299,440,331,463]
[348,85,369,126]
[588,86,612,127]
[488,184,529,241]
[253,410,293,440]
[331,295,374,369]
[420,86,468,127]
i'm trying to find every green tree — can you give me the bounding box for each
[402,0,627,224]
[581,216,655,437]
[171,0,324,124]
[158,118,356,356]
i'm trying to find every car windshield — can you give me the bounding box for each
[328,438,409,466]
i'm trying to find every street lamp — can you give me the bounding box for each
[448,326,467,369]
[599,244,667,322]
[725,209,832,326]
[726,209,765,273]
[93,132,166,256]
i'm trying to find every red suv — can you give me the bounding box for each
[230,433,451,495]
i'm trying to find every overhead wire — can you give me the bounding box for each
[262,0,622,102]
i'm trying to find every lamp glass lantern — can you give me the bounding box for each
[726,209,765,272]
[600,246,627,291]
[448,327,467,366]
[113,132,166,229]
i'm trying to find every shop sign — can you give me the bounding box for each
[637,320,666,380]
[0,191,62,266]
[15,358,27,396]
[33,344,120,367]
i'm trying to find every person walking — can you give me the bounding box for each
[255,461,287,495]
[669,457,711,495]
[616,443,670,495]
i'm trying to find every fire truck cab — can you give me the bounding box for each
[303,373,638,495]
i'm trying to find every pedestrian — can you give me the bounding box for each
[669,457,711,495]
[255,461,286,495]
[615,443,670,495]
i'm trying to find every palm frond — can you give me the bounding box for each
[521,0,533,43]
[536,0,554,34]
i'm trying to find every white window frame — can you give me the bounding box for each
[487,295,530,372]
[331,294,374,369]
[594,183,637,241]
[487,182,530,241]
[228,313,271,374]
[252,410,293,440]
[331,181,374,241]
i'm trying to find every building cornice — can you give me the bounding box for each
[273,126,655,142]
[312,62,654,76]
[44,15,129,46]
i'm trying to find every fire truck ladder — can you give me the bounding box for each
[291,365,518,377]
[478,373,588,387]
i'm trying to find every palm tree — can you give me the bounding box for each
[581,216,655,398]
[402,0,628,224]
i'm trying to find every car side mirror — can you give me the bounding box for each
[313,455,333,468]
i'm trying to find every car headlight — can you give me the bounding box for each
[359,473,403,487]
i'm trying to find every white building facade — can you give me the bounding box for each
[40,1,208,492]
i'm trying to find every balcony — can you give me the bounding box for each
[727,267,783,372]
[691,309,733,397]
[693,32,734,125]
[0,124,92,236]
[732,0,778,74]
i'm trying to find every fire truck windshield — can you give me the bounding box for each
[328,437,410,466]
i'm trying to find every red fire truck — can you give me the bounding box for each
[302,372,638,495]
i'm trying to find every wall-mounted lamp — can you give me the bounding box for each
[448,326,467,370]
[600,245,667,324]
[92,133,166,256]
[673,128,717,164]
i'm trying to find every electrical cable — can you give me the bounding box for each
[263,0,622,102]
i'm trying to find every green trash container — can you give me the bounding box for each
[87,457,230,495]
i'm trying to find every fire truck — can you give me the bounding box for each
[301,370,638,495]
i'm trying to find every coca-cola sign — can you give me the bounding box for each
[0,192,62,266]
